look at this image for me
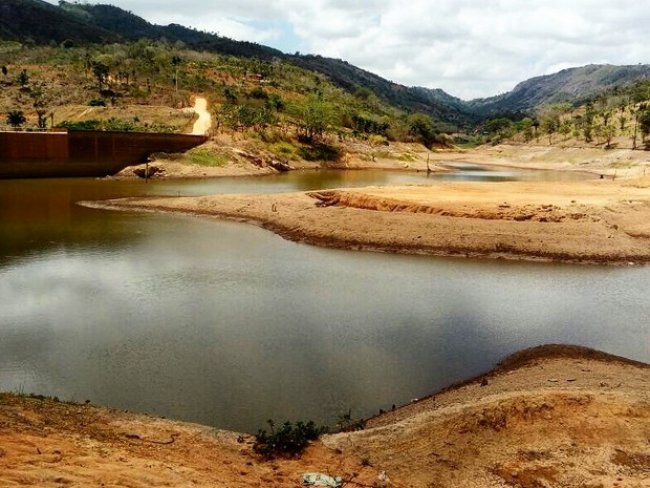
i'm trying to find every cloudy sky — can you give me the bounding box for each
[47,0,650,99]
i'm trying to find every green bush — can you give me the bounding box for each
[188,148,227,167]
[89,98,107,107]
[253,420,327,459]
[298,143,342,162]
[58,117,137,132]
[269,141,299,160]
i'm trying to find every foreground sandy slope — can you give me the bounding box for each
[1,346,648,487]
[90,176,650,264]
[327,346,650,488]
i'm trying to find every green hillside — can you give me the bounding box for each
[2,0,649,135]
[0,0,472,126]
[469,64,650,116]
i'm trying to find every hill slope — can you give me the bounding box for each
[469,64,650,115]
[2,0,649,124]
[0,0,473,125]
[0,0,115,43]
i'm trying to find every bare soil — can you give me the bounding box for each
[1,345,647,487]
[90,176,650,264]
[431,145,650,178]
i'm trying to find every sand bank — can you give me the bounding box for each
[89,176,650,264]
[2,345,647,487]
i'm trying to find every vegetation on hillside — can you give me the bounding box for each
[477,80,650,150]
[0,40,450,158]
[2,1,649,153]
[0,0,470,126]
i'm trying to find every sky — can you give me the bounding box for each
[45,0,650,100]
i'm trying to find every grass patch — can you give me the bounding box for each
[188,148,228,167]
[609,161,632,169]
[269,141,300,160]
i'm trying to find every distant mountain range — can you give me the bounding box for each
[467,64,650,116]
[2,0,649,124]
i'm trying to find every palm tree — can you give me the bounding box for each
[6,110,26,128]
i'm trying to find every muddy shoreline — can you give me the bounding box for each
[84,175,650,265]
[2,344,648,487]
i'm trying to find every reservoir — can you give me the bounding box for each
[1,168,648,433]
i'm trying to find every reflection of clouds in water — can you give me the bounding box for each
[1,211,649,432]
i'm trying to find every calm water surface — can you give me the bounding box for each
[0,169,648,433]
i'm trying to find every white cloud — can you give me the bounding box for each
[44,0,650,99]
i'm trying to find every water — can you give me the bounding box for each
[0,169,647,433]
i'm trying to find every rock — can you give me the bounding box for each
[269,159,292,172]
[133,165,162,178]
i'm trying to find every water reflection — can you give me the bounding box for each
[0,169,647,433]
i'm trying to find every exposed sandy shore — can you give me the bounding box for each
[88,176,650,264]
[116,143,650,180]
[430,144,650,178]
[2,345,648,487]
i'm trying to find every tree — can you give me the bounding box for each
[583,102,596,143]
[290,96,337,143]
[632,104,647,149]
[17,69,29,87]
[559,120,572,140]
[407,112,439,148]
[639,109,650,143]
[171,55,182,92]
[540,115,558,144]
[6,110,26,128]
[92,61,110,91]
[538,104,570,145]
[600,124,616,149]
[485,118,513,140]
[30,88,48,129]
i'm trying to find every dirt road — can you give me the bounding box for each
[191,96,212,135]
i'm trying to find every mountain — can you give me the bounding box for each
[0,0,471,125]
[468,64,650,116]
[289,55,474,125]
[0,0,115,43]
[2,0,649,124]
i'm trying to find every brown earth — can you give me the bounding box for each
[116,138,452,180]
[1,345,648,487]
[115,139,648,183]
[87,176,650,264]
[430,145,650,178]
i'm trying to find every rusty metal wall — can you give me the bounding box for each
[0,131,69,162]
[0,131,206,178]
[68,131,206,165]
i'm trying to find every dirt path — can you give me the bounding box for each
[191,96,212,135]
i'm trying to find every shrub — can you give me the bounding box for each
[336,409,366,432]
[298,143,342,162]
[253,420,327,459]
[269,141,299,160]
[188,148,228,167]
[89,98,107,107]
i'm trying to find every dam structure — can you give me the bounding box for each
[0,129,207,178]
